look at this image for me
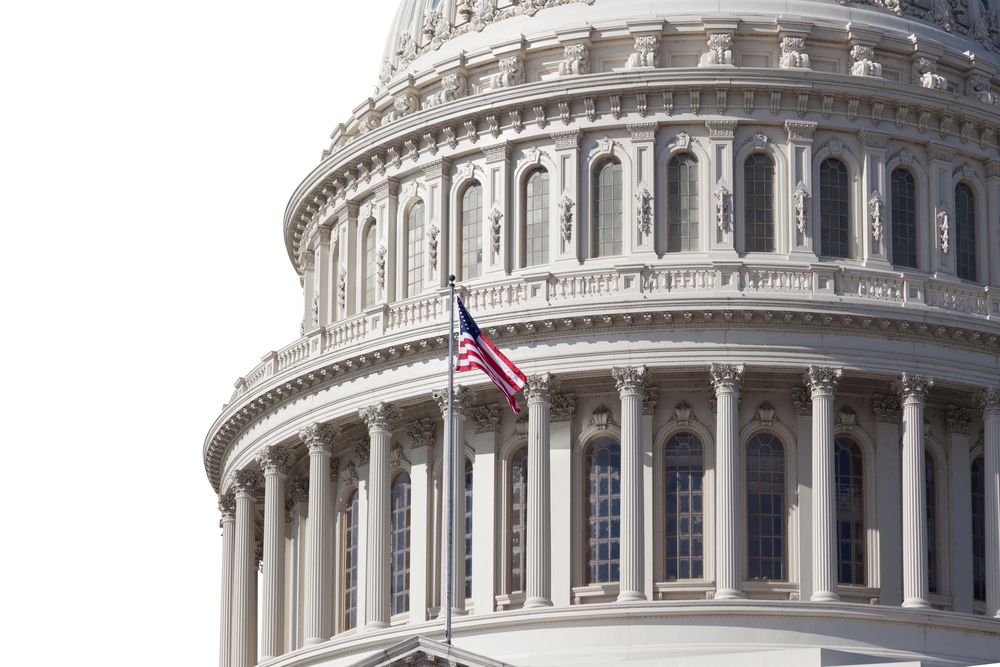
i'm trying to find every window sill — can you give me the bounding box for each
[836,585,881,605]
[741,580,799,600]
[495,591,525,612]
[654,581,715,600]
[572,583,619,604]
[389,611,409,627]
[928,593,955,611]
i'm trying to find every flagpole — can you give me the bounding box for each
[445,274,456,645]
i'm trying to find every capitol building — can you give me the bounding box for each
[204,1,1000,665]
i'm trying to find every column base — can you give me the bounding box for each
[810,591,841,603]
[616,591,647,603]
[902,598,931,610]
[363,621,391,632]
[523,597,554,609]
[713,589,745,600]
[303,637,328,646]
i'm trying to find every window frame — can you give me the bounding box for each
[362,220,379,309]
[404,199,426,299]
[736,147,782,255]
[522,167,551,268]
[818,157,851,259]
[590,155,625,259]
[666,152,701,253]
[458,181,484,282]
[889,167,919,269]
[954,181,978,282]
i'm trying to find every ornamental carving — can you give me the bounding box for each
[791,388,812,416]
[612,365,649,395]
[643,387,658,416]
[391,442,410,467]
[343,460,359,486]
[287,476,309,504]
[590,405,618,430]
[472,404,503,434]
[893,373,934,403]
[837,406,858,426]
[359,402,400,432]
[377,245,387,289]
[421,8,455,52]
[406,418,436,449]
[912,58,947,89]
[218,493,236,520]
[558,43,590,76]
[551,393,577,422]
[257,445,291,475]
[850,45,882,77]
[967,74,998,105]
[627,35,660,69]
[937,209,950,254]
[710,363,744,395]
[635,188,652,237]
[490,56,525,89]
[338,267,347,309]
[705,33,733,66]
[945,405,973,435]
[793,186,810,235]
[755,402,777,425]
[559,196,575,242]
[433,385,477,416]
[489,208,503,254]
[329,458,340,482]
[805,366,843,395]
[354,439,371,466]
[868,192,884,243]
[779,37,809,69]
[429,73,468,108]
[524,373,560,404]
[231,469,261,496]
[714,184,731,233]
[871,394,901,423]
[298,422,341,452]
[671,401,697,424]
[428,225,440,270]
[976,386,1000,417]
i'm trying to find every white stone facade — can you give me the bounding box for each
[205,1,1000,666]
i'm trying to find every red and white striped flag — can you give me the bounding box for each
[455,297,527,413]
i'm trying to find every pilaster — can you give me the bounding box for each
[422,159,452,287]
[792,388,813,600]
[976,387,1000,617]
[482,142,513,276]
[705,121,738,258]
[784,120,818,260]
[946,407,974,613]
[373,179,400,304]
[628,123,658,258]
[550,394,576,607]
[471,406,502,613]
[872,394,903,607]
[858,130,891,268]
[985,161,1000,287]
[406,418,435,623]
[926,142,956,278]
[550,130,583,264]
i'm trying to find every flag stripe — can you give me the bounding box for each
[454,298,526,413]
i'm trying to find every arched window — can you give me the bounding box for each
[891,168,917,268]
[364,223,378,308]
[510,446,528,593]
[955,183,977,281]
[464,458,474,600]
[343,489,360,630]
[524,169,549,267]
[835,436,865,585]
[747,432,786,580]
[406,200,425,297]
[667,154,700,252]
[592,157,623,257]
[744,154,775,252]
[586,435,621,584]
[973,456,986,601]
[926,449,938,594]
[664,431,704,580]
[460,183,483,281]
[390,472,411,614]
[820,158,850,258]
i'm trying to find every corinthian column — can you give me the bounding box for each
[893,373,934,609]
[230,470,260,667]
[298,422,340,644]
[256,446,291,659]
[524,373,558,608]
[612,365,648,602]
[977,386,1000,618]
[806,365,843,602]
[359,402,399,629]
[218,494,236,667]
[710,363,745,600]
[433,386,476,614]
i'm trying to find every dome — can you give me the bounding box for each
[210,0,1000,666]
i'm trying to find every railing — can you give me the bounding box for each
[229,262,999,402]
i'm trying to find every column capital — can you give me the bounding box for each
[524,373,560,404]
[406,417,437,448]
[298,422,342,452]
[471,404,503,433]
[230,469,261,497]
[871,394,901,423]
[432,386,477,417]
[359,402,400,433]
[612,365,649,397]
[642,387,659,416]
[976,386,1000,417]
[256,445,291,476]
[710,363,744,396]
[354,438,371,465]
[791,387,812,416]
[944,405,973,435]
[218,493,237,521]
[551,393,578,423]
[893,373,934,404]
[804,366,842,397]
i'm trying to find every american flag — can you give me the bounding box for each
[456,297,527,413]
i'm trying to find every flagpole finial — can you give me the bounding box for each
[448,274,456,286]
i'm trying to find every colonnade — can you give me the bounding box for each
[217,368,1000,667]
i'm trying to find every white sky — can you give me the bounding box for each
[1,1,398,663]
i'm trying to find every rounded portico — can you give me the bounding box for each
[206,1,1000,666]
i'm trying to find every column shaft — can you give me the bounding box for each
[360,403,399,629]
[299,424,338,644]
[896,374,933,609]
[231,473,259,667]
[807,366,841,602]
[979,388,1000,618]
[614,366,647,602]
[218,496,236,667]
[258,446,290,660]
[711,364,744,600]
[525,374,557,608]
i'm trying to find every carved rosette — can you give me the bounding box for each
[256,445,291,476]
[298,422,341,453]
[433,385,477,417]
[791,388,812,416]
[871,394,901,423]
[230,469,261,497]
[359,402,400,433]
[612,365,649,397]
[551,393,577,423]
[709,363,745,396]
[976,386,1000,418]
[354,438,371,465]
[218,493,237,521]
[642,387,659,416]
[944,405,973,435]
[406,418,437,448]
[804,366,843,398]
[524,373,559,405]
[893,373,934,405]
